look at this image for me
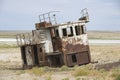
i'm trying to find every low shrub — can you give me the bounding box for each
[62,78,69,80]
[73,67,90,76]
[31,67,45,76]
[60,65,69,71]
[110,68,120,80]
[115,75,120,80]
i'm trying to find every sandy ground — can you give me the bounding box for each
[0,44,120,80]
[0,51,23,80]
[0,49,76,80]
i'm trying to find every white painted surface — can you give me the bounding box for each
[45,29,53,53]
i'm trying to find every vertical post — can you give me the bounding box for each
[50,28,55,38]
[39,15,41,22]
[43,14,45,22]
[43,45,45,64]
[53,14,57,24]
[63,53,67,66]
[48,13,51,23]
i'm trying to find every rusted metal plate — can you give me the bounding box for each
[77,51,90,64]
[34,44,48,66]
[52,37,62,52]
[35,22,52,29]
[20,46,27,66]
[61,34,89,53]
[20,45,36,69]
[66,51,90,66]
[63,43,89,54]
[47,54,64,67]
[20,44,47,68]
[25,46,34,66]
[52,35,89,54]
[32,45,39,66]
[51,33,90,66]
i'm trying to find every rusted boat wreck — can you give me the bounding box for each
[16,8,91,68]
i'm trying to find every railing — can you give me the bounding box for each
[16,32,32,46]
[39,11,59,25]
[16,29,46,46]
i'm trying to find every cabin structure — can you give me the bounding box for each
[16,9,91,68]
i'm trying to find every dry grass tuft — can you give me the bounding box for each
[62,77,69,80]
[30,67,45,76]
[110,68,120,80]
[60,65,69,71]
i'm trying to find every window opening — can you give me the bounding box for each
[72,54,77,63]
[75,26,80,35]
[62,28,67,37]
[55,29,59,37]
[81,25,86,34]
[62,27,73,37]
[68,27,73,37]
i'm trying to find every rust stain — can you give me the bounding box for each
[61,37,89,53]
[52,37,62,52]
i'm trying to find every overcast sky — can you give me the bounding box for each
[0,0,120,31]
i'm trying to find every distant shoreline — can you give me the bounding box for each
[0,30,120,39]
[0,38,120,44]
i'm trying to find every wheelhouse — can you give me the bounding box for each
[16,9,91,68]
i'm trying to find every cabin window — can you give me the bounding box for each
[62,27,73,37]
[75,25,86,35]
[81,25,86,34]
[67,27,73,37]
[75,25,81,35]
[72,54,77,63]
[55,29,59,37]
[62,28,67,37]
